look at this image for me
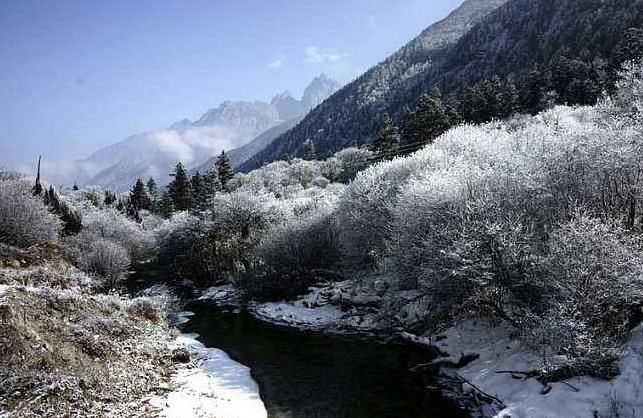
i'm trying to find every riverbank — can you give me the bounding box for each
[150,332,266,418]
[200,280,643,418]
[0,244,268,418]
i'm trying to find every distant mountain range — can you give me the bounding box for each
[70,74,340,191]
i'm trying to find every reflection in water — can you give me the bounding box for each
[183,302,467,418]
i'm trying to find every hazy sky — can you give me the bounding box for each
[0,0,462,171]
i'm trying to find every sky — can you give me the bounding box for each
[0,0,462,171]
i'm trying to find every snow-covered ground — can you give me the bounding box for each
[422,320,643,418]
[151,326,267,418]
[250,300,344,330]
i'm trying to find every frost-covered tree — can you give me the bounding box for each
[0,180,61,247]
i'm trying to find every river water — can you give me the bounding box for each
[182,301,467,418]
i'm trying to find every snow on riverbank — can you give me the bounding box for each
[425,320,643,418]
[151,332,267,418]
[250,300,344,330]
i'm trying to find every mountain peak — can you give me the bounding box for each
[302,74,342,110]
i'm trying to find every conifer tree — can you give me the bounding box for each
[104,190,117,206]
[147,177,158,201]
[304,139,317,160]
[158,190,175,218]
[130,178,151,211]
[32,156,43,196]
[43,185,82,235]
[401,91,451,154]
[203,167,222,203]
[373,114,400,160]
[72,182,79,191]
[191,171,208,211]
[215,151,234,189]
[168,162,193,211]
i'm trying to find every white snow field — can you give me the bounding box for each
[151,333,267,418]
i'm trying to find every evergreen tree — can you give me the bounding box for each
[43,185,82,235]
[203,167,222,202]
[518,68,552,115]
[32,156,43,196]
[191,171,209,211]
[146,177,159,201]
[401,91,451,154]
[304,139,317,160]
[158,190,175,218]
[372,113,400,160]
[104,190,117,206]
[168,162,193,211]
[130,178,151,211]
[72,182,79,191]
[215,151,234,189]
[611,28,643,78]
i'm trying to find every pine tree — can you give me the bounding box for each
[203,167,222,203]
[130,178,151,211]
[43,185,82,235]
[146,177,158,201]
[191,171,208,211]
[104,190,117,206]
[158,190,175,218]
[215,151,234,189]
[401,91,451,154]
[372,114,400,160]
[72,182,79,191]
[32,155,43,196]
[304,139,317,160]
[168,162,193,211]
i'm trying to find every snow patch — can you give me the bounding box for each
[151,334,267,418]
[427,320,643,418]
[251,300,344,330]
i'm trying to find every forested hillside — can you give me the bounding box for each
[243,0,643,170]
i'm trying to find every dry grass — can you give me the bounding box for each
[0,246,183,417]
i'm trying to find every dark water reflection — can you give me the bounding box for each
[183,302,467,418]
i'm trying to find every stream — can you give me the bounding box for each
[182,301,466,418]
[130,269,466,417]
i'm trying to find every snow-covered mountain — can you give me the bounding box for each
[71,75,340,191]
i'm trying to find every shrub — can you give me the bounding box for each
[243,203,340,300]
[0,180,61,247]
[526,212,643,371]
[78,239,131,289]
[321,147,374,183]
[72,207,153,261]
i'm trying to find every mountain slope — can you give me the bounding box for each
[193,117,304,173]
[243,0,643,171]
[241,0,509,171]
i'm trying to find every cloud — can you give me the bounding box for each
[268,57,285,69]
[303,46,348,64]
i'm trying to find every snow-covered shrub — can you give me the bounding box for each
[614,59,643,116]
[156,192,285,286]
[78,239,130,289]
[0,180,61,247]
[243,200,340,299]
[321,147,374,183]
[70,207,153,261]
[527,212,643,374]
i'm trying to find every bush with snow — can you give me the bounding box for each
[78,238,131,289]
[0,180,61,247]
